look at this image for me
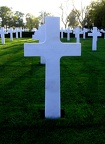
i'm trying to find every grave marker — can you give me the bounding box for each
[0,27,8,44]
[38,24,46,64]
[100,29,105,39]
[83,28,88,39]
[42,12,45,24]
[88,27,101,51]
[66,28,72,41]
[32,24,46,64]
[24,17,81,119]
[19,28,23,38]
[32,27,40,40]
[73,27,83,43]
[38,24,45,43]
[60,27,66,39]
[8,27,15,41]
[15,28,19,38]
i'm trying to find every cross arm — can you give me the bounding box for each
[59,43,81,57]
[24,43,46,57]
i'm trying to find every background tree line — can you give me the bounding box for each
[0,0,105,30]
[60,0,105,29]
[0,6,51,31]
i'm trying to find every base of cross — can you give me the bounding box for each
[39,109,65,119]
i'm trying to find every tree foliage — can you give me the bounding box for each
[0,6,25,28]
[71,0,88,28]
[67,9,79,28]
[84,0,105,28]
[13,11,24,27]
[39,11,52,24]
[25,13,40,31]
[0,6,13,28]
[59,0,89,28]
[59,3,69,29]
[0,6,41,30]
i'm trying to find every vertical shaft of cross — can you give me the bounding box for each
[9,28,13,41]
[92,37,97,51]
[45,57,60,118]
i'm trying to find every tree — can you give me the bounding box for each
[67,9,79,28]
[59,0,70,29]
[25,13,40,31]
[71,0,87,28]
[12,11,25,27]
[0,6,13,28]
[84,0,105,28]
[39,11,52,24]
[59,0,88,28]
[0,6,25,28]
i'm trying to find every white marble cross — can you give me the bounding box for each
[60,27,66,39]
[39,24,45,43]
[15,28,19,38]
[73,27,83,43]
[8,27,15,41]
[42,12,45,24]
[32,24,46,64]
[24,17,81,119]
[32,27,40,40]
[19,28,23,38]
[88,27,101,51]
[83,28,88,39]
[66,28,72,41]
[100,29,105,39]
[0,27,8,44]
[38,24,46,64]
[24,28,29,32]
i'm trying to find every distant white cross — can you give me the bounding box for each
[88,27,101,51]
[39,24,45,42]
[19,28,23,38]
[15,28,19,38]
[73,27,83,43]
[100,29,105,39]
[60,27,66,39]
[38,24,46,64]
[66,28,72,41]
[8,27,15,41]
[0,27,8,44]
[83,28,88,39]
[32,26,40,40]
[32,24,46,64]
[24,17,81,119]
[42,12,45,24]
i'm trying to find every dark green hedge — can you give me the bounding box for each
[4,31,104,38]
[5,32,34,38]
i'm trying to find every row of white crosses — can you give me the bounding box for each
[24,16,81,119]
[8,27,23,40]
[60,27,89,42]
[0,27,23,44]
[60,27,73,41]
[61,27,104,51]
[33,23,105,52]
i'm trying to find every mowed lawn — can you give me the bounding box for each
[0,37,105,144]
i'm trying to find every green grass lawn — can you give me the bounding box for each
[0,37,105,144]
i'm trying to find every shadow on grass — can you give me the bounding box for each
[1,120,105,144]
